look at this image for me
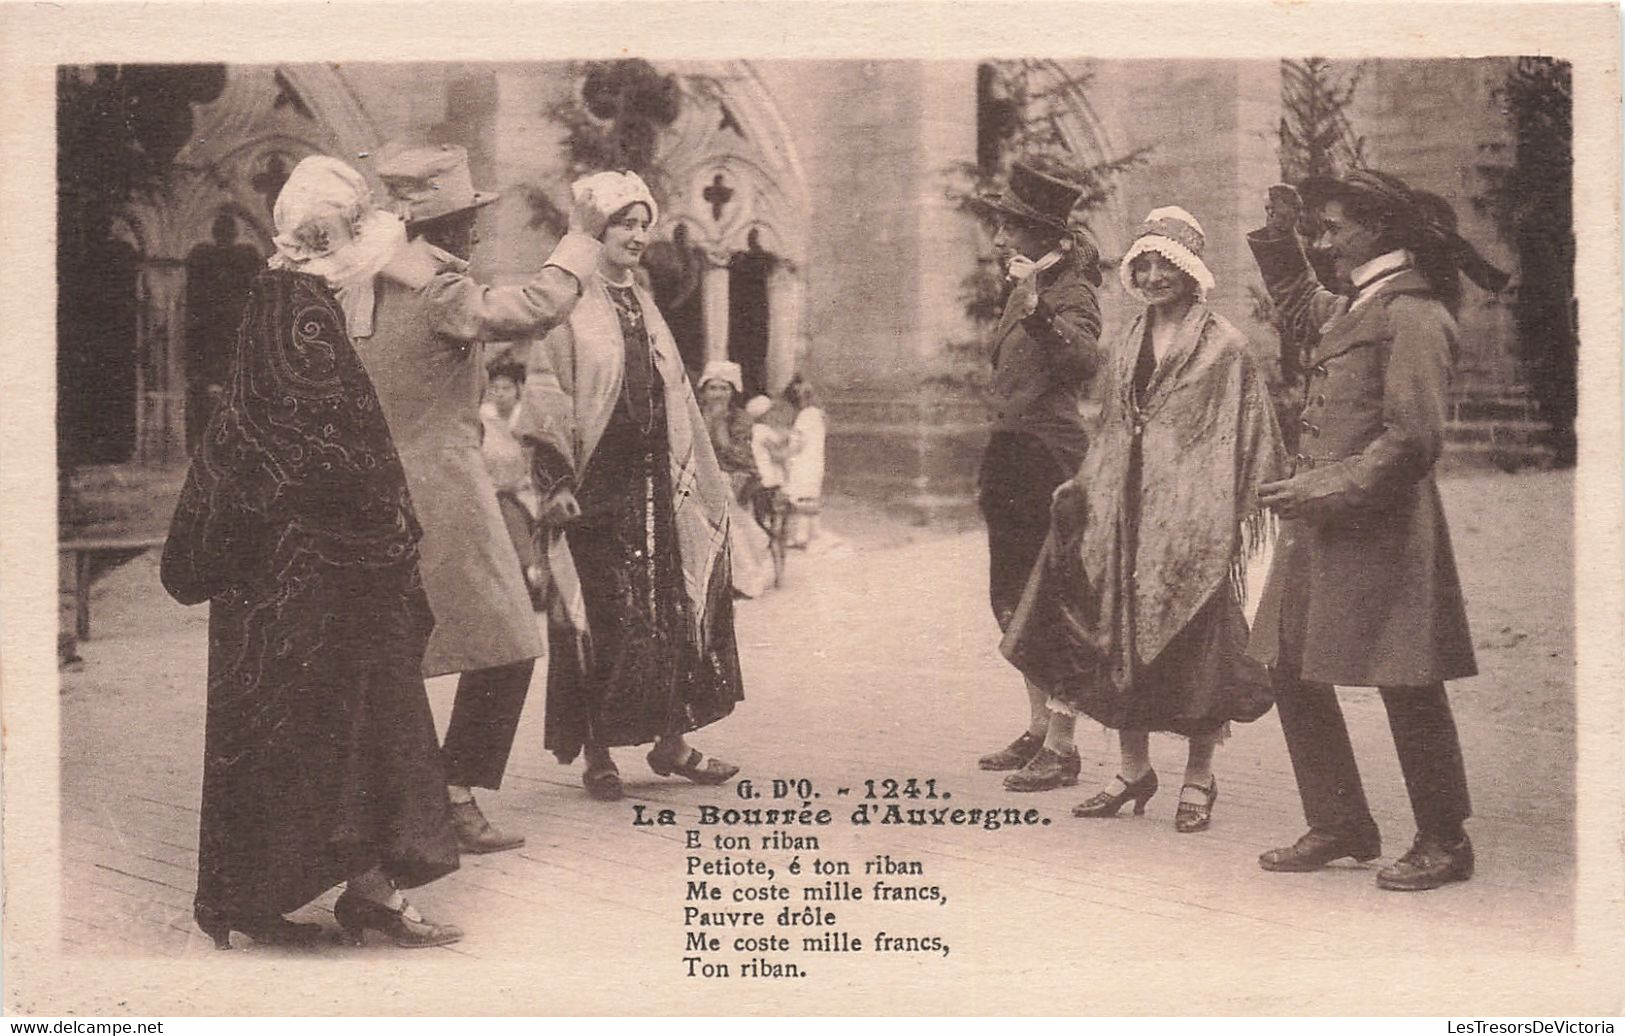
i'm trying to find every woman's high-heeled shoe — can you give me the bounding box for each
[1174,777,1218,834]
[333,889,463,949]
[194,907,324,951]
[1072,770,1159,818]
[647,747,739,786]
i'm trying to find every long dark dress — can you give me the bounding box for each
[161,270,458,929]
[544,283,744,762]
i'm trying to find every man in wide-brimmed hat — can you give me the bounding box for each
[1246,169,1506,891]
[965,160,1106,792]
[350,141,612,855]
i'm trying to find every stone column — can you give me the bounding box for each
[766,262,803,391]
[914,62,981,362]
[134,260,188,465]
[909,61,983,517]
[701,254,732,365]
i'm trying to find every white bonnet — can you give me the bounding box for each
[572,170,660,231]
[1119,205,1216,301]
[699,360,744,395]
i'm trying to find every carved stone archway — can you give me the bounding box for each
[114,64,381,463]
[657,61,810,394]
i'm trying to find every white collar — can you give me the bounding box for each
[1350,250,1412,308]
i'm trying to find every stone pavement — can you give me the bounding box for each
[53,471,1581,1013]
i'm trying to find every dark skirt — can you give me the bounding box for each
[195,585,458,925]
[1004,428,1272,736]
[544,378,744,763]
[978,431,1068,632]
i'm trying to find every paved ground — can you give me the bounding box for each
[47,470,1593,1014]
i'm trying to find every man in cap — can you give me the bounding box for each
[966,160,1104,792]
[1246,169,1506,890]
[352,141,610,853]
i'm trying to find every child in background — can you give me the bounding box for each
[781,375,826,548]
[479,361,544,604]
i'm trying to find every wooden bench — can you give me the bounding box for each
[59,532,167,640]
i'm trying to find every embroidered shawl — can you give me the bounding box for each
[161,270,423,605]
[1057,303,1285,688]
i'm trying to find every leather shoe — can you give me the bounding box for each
[1259,825,1381,872]
[1003,746,1081,792]
[978,731,1044,771]
[450,798,525,854]
[1377,831,1474,891]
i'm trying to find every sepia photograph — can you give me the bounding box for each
[3,0,1622,1019]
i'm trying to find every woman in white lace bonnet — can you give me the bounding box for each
[162,153,463,950]
[520,169,745,802]
[266,154,423,339]
[1001,205,1286,835]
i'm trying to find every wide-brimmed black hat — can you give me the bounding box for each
[1299,168,1419,224]
[967,160,1084,232]
[1301,168,1508,292]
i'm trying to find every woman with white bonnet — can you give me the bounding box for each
[1002,206,1286,833]
[516,170,744,802]
[161,154,462,949]
[697,360,777,598]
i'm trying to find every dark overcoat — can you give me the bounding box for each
[985,260,1104,473]
[1246,228,1477,687]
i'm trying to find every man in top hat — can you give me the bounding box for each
[351,141,611,854]
[1246,169,1506,890]
[967,159,1105,791]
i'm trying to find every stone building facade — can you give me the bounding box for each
[72,57,1533,520]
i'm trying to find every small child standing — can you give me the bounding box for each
[781,376,826,548]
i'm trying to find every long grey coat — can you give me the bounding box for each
[1247,227,1477,687]
[353,234,601,676]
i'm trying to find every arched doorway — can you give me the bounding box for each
[727,232,776,398]
[657,61,809,396]
[108,65,380,464]
[183,211,265,450]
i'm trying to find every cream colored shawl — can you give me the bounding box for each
[520,273,733,640]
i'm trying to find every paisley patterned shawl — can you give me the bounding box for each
[161,269,423,605]
[1061,304,1286,688]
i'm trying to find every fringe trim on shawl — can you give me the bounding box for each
[1228,507,1279,616]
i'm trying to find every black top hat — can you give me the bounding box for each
[968,160,1084,232]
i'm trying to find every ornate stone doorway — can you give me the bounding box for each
[658,62,809,396]
[109,64,379,464]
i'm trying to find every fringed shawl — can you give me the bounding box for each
[161,270,423,606]
[519,274,733,645]
[1061,303,1285,689]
